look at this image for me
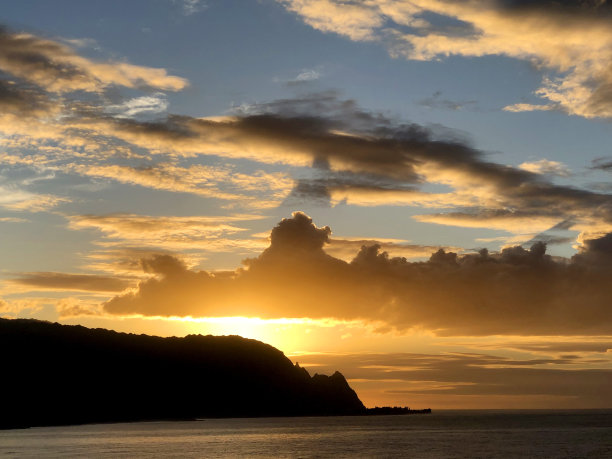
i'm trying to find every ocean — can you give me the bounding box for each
[0,410,610,458]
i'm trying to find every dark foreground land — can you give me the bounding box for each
[1,318,367,429]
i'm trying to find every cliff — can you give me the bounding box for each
[0,318,365,429]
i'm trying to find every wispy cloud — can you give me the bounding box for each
[178,0,208,16]
[417,91,477,111]
[279,0,612,119]
[10,272,133,293]
[105,93,169,118]
[293,351,612,408]
[0,184,66,212]
[519,159,572,177]
[67,213,269,251]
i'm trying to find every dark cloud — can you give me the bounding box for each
[591,157,612,171]
[104,212,612,336]
[524,234,575,246]
[495,0,612,14]
[283,172,417,206]
[523,219,576,246]
[98,93,612,231]
[325,238,457,261]
[0,26,88,92]
[266,210,330,253]
[13,272,133,292]
[0,25,186,93]
[284,179,332,206]
[0,79,52,116]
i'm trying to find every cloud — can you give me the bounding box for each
[80,248,202,276]
[0,184,66,212]
[0,80,55,117]
[0,24,188,161]
[1,33,609,234]
[102,212,612,336]
[455,338,612,355]
[55,297,102,317]
[79,94,612,238]
[413,210,563,234]
[0,217,28,223]
[67,213,269,252]
[0,297,46,317]
[280,0,387,41]
[282,69,322,86]
[325,237,460,261]
[292,351,612,407]
[10,272,133,292]
[1,24,610,234]
[0,26,187,93]
[591,157,612,171]
[67,162,293,208]
[519,159,572,177]
[105,93,169,118]
[417,91,477,111]
[279,0,612,119]
[178,0,208,16]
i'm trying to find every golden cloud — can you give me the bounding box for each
[67,213,269,252]
[102,212,612,336]
[0,26,187,93]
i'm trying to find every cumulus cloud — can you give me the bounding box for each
[102,212,612,336]
[325,237,459,261]
[279,0,612,119]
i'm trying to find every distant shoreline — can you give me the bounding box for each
[365,407,432,415]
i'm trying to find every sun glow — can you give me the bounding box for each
[133,315,350,352]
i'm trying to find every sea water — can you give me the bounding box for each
[0,410,610,458]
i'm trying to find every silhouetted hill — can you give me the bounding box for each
[0,318,365,429]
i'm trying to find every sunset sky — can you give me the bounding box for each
[1,0,611,409]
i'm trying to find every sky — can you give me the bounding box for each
[1,0,611,409]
